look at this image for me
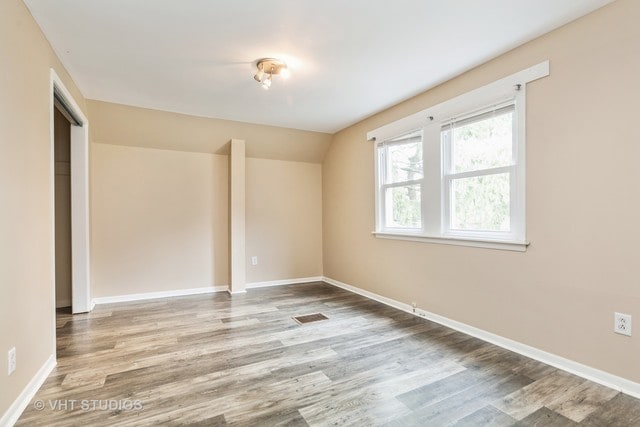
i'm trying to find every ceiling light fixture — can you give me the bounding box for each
[253,58,288,90]
[261,73,272,90]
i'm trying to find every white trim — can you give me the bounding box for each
[322,276,640,399]
[49,69,92,316]
[370,61,549,245]
[70,123,91,313]
[367,61,549,142]
[246,276,323,289]
[372,231,529,252]
[91,278,323,304]
[92,286,228,305]
[323,277,413,313]
[0,355,56,427]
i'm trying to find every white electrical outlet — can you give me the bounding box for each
[251,256,258,266]
[614,312,632,336]
[8,347,16,375]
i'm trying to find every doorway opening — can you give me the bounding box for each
[54,106,72,310]
[50,69,91,329]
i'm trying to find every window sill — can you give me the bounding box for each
[372,231,529,252]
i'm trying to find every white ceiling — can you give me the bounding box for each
[24,0,614,133]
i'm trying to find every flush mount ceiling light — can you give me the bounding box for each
[253,58,289,90]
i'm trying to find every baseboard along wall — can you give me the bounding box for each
[91,286,229,305]
[8,275,639,427]
[91,277,325,305]
[1,355,56,427]
[321,276,640,399]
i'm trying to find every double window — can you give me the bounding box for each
[372,62,548,250]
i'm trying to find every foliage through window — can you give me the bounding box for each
[370,61,552,249]
[377,131,423,229]
[442,104,515,234]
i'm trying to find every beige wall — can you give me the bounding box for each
[87,100,332,163]
[85,57,330,297]
[89,101,330,297]
[246,158,323,283]
[91,143,229,296]
[0,0,88,417]
[4,0,638,420]
[323,0,640,383]
[89,101,328,297]
[90,142,324,296]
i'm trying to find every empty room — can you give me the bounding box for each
[2,0,640,425]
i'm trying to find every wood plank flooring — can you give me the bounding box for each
[16,282,640,426]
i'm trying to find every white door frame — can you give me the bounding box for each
[49,69,91,318]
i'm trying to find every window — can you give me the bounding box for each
[378,131,423,230]
[442,104,516,239]
[370,61,549,251]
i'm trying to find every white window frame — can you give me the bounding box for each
[441,102,521,241]
[370,61,549,251]
[377,130,424,233]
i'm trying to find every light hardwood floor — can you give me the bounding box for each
[17,282,640,426]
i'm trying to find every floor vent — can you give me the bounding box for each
[292,313,328,325]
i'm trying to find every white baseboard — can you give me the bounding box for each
[1,354,56,427]
[92,286,229,305]
[246,276,323,289]
[322,276,414,313]
[92,278,323,305]
[322,276,640,399]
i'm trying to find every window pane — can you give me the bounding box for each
[451,173,510,231]
[450,109,513,173]
[387,136,423,183]
[385,185,421,228]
